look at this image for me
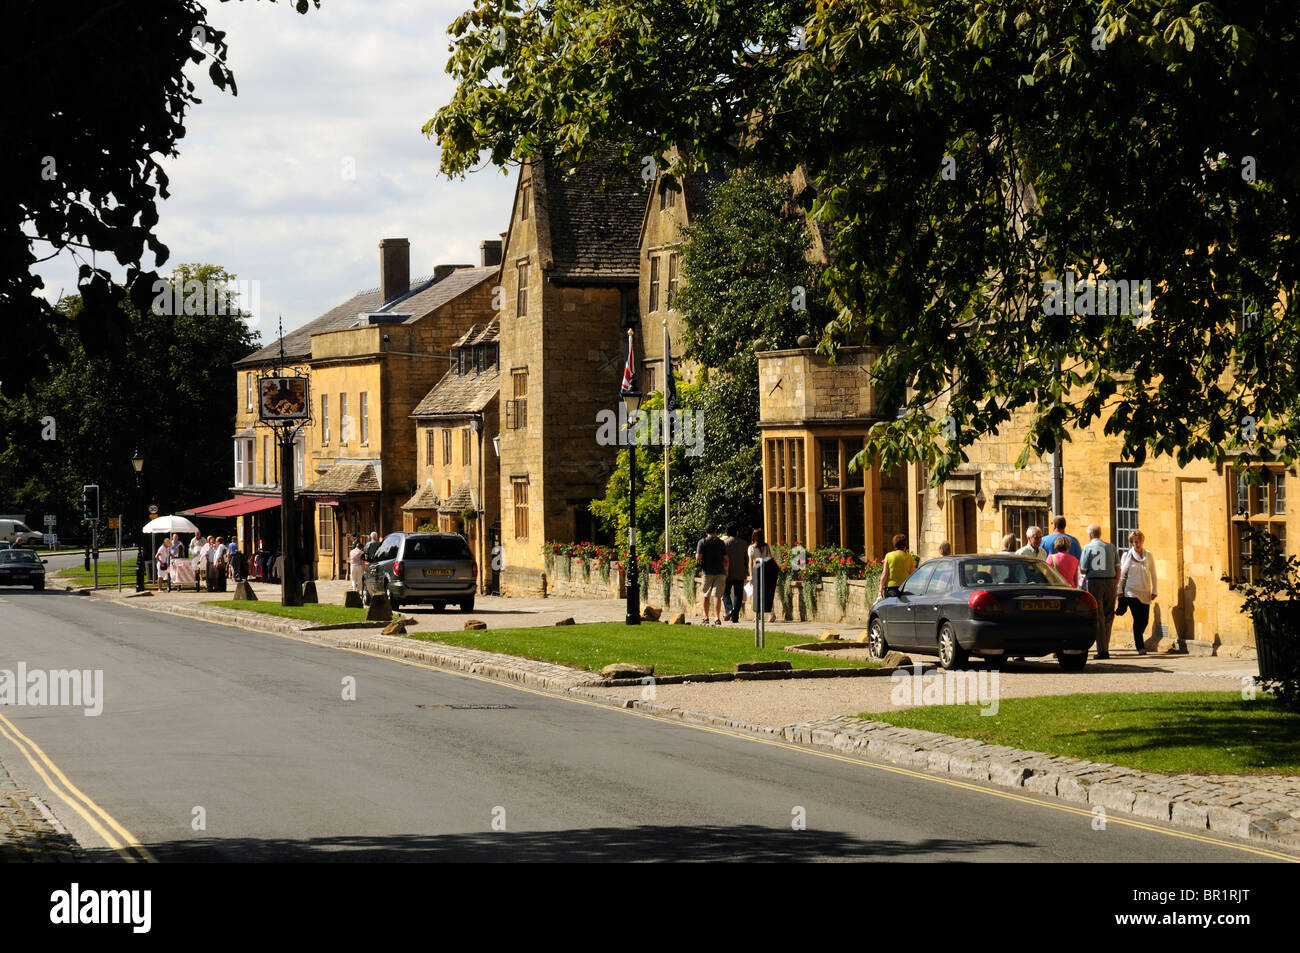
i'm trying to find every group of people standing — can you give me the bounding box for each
[997,517,1156,657]
[694,524,780,626]
[346,532,381,593]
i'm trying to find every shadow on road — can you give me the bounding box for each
[120,826,1029,862]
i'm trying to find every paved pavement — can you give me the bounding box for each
[0,588,1287,861]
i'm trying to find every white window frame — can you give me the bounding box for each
[360,392,369,445]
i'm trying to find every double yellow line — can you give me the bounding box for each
[0,712,155,863]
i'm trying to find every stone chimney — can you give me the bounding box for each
[379,238,410,303]
[480,239,502,268]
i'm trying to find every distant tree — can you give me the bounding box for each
[0,265,259,535]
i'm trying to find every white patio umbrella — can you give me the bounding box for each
[142,515,200,534]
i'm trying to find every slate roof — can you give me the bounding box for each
[401,481,441,512]
[410,366,499,418]
[235,267,498,368]
[299,463,381,496]
[537,146,646,283]
[439,481,475,514]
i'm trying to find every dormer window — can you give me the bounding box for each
[457,349,467,376]
[475,344,485,373]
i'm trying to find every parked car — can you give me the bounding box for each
[867,555,1097,670]
[0,549,48,590]
[0,519,43,546]
[362,532,477,612]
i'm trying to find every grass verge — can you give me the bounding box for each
[409,621,879,676]
[862,692,1300,776]
[54,558,141,587]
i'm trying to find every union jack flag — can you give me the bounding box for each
[619,333,636,397]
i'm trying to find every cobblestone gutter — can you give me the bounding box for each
[0,760,82,862]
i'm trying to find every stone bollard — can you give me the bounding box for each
[301,581,318,604]
[233,580,258,601]
[366,594,392,622]
[344,590,363,609]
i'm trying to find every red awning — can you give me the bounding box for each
[181,495,281,518]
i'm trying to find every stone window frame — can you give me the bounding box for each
[765,436,806,547]
[667,252,680,310]
[1230,464,1288,583]
[817,436,866,555]
[425,428,436,468]
[442,428,453,466]
[318,507,334,553]
[516,260,529,317]
[339,392,349,446]
[1003,503,1049,548]
[510,368,528,430]
[512,477,529,540]
[321,393,330,445]
[520,181,531,221]
[648,256,660,313]
[359,392,369,446]
[462,427,472,465]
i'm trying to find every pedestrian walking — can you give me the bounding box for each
[882,534,916,597]
[1042,516,1082,561]
[1118,530,1156,655]
[1017,526,1048,560]
[348,538,365,593]
[748,529,777,623]
[1078,523,1118,659]
[721,525,749,623]
[695,523,728,626]
[1046,534,1079,587]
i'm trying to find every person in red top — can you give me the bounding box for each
[1046,534,1080,587]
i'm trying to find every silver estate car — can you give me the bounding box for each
[362,532,477,612]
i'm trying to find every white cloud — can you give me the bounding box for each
[33,0,514,341]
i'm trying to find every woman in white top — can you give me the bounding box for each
[1118,530,1157,655]
[747,529,777,624]
[154,541,171,591]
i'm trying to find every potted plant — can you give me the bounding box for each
[1222,527,1300,710]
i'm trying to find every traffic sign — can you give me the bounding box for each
[108,517,120,529]
[42,533,57,547]
[148,504,158,515]
[44,514,56,527]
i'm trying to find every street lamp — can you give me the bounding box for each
[131,450,145,592]
[623,386,642,625]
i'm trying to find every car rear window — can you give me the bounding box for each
[960,559,1066,587]
[405,537,471,561]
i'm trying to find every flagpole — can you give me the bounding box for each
[663,319,670,561]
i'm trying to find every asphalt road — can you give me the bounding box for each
[0,588,1289,862]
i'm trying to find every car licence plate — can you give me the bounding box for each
[1020,599,1061,611]
[424,568,453,577]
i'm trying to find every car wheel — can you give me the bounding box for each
[938,622,969,670]
[867,618,888,660]
[361,585,371,607]
[432,602,446,612]
[386,584,401,612]
[461,596,475,612]
[1056,651,1087,671]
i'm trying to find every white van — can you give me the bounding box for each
[0,519,44,546]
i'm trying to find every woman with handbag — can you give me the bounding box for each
[1117,530,1156,655]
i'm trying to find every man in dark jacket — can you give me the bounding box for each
[721,525,749,623]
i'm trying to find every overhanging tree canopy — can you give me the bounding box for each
[430,0,1300,481]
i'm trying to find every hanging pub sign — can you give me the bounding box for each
[258,376,310,422]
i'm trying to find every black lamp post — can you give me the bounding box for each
[623,386,642,625]
[132,450,145,592]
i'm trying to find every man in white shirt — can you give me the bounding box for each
[1016,526,1048,560]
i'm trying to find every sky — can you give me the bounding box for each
[33,0,517,341]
